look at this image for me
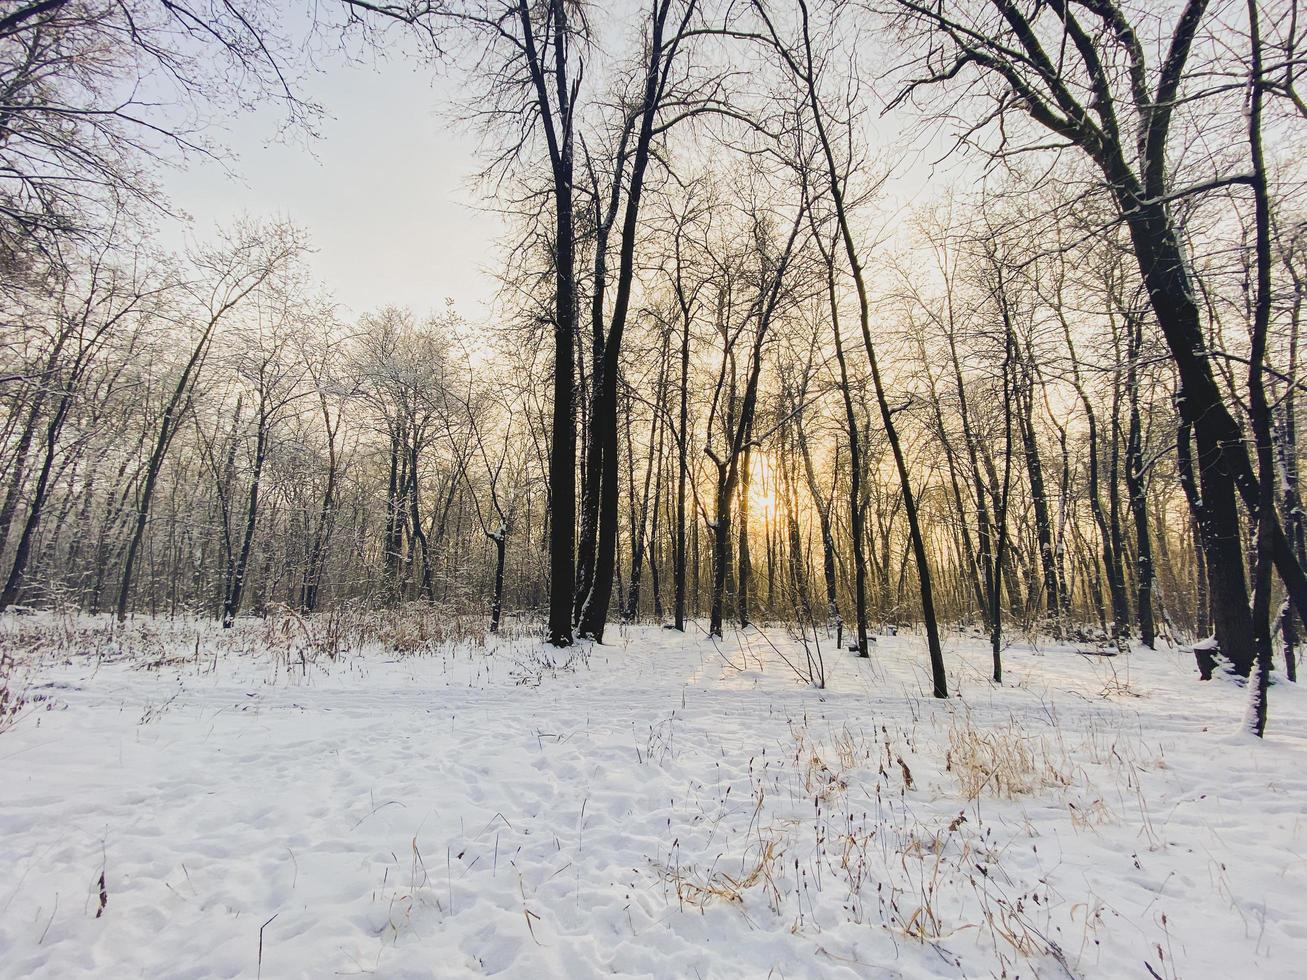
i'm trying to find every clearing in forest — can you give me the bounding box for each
[1,616,1304,979]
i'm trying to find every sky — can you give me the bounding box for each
[158,42,502,324]
[151,12,961,331]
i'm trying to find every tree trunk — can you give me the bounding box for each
[709,463,730,637]
[1124,312,1156,648]
[490,528,507,634]
[817,228,868,655]
[1120,200,1254,674]
[796,414,841,644]
[222,415,269,628]
[1016,366,1063,626]
[0,390,74,610]
[737,444,752,629]
[674,293,690,632]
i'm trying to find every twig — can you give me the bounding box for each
[258,912,278,978]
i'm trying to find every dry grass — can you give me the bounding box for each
[945,710,1074,800]
[261,603,519,660]
[659,837,786,912]
[647,708,1125,974]
[0,605,535,673]
[0,651,25,734]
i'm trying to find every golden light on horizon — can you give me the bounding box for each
[747,452,779,519]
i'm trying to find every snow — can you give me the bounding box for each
[2,617,1306,978]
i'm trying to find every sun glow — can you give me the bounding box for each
[747,453,779,519]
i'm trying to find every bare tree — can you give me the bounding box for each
[115,221,306,623]
[0,0,313,261]
[757,0,948,696]
[885,0,1307,674]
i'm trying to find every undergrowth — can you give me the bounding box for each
[655,700,1165,977]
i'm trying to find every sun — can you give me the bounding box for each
[747,453,779,518]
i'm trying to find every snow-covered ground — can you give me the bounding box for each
[1,615,1305,979]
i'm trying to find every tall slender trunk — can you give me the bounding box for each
[1246,2,1275,733]
[796,414,841,643]
[737,444,752,629]
[648,420,667,622]
[991,307,1015,683]
[771,0,944,693]
[1120,199,1255,674]
[815,225,868,655]
[406,441,434,602]
[1124,311,1156,647]
[489,527,507,634]
[383,431,404,596]
[947,324,996,632]
[0,323,76,561]
[780,430,816,636]
[0,388,75,610]
[223,414,268,628]
[0,398,45,561]
[705,214,802,635]
[1177,416,1215,639]
[301,396,340,613]
[118,370,207,622]
[1276,260,1304,680]
[577,0,688,642]
[709,462,731,638]
[518,0,578,647]
[1016,368,1063,627]
[625,349,667,620]
[1106,355,1132,633]
[674,291,690,632]
[1061,309,1129,639]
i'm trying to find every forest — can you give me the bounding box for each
[2,2,1306,978]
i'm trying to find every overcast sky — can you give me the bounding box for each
[158,42,502,324]
[152,14,967,330]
